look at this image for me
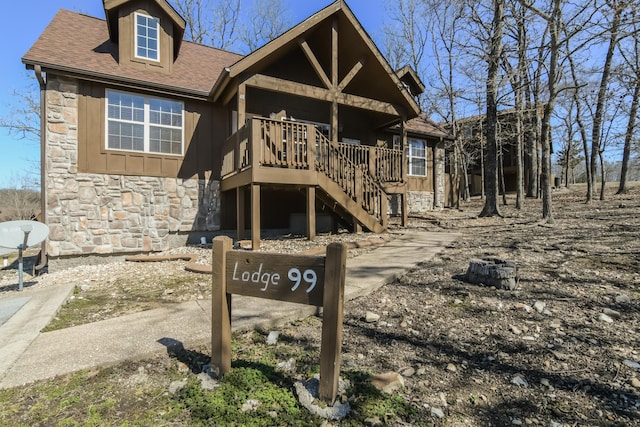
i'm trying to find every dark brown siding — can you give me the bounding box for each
[406,140,435,192]
[117,0,174,73]
[77,81,219,179]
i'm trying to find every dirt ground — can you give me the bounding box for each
[2,183,639,426]
[336,183,640,426]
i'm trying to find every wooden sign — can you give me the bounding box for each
[211,236,347,403]
[225,251,326,306]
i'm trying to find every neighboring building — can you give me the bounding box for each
[23,0,451,257]
[455,107,541,196]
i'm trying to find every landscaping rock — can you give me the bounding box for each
[294,375,351,420]
[365,311,380,323]
[368,372,405,393]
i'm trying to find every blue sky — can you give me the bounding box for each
[0,0,385,189]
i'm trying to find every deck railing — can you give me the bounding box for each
[338,143,404,183]
[223,117,404,183]
[315,129,385,220]
[222,118,315,176]
[221,117,403,225]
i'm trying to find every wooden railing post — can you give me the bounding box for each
[250,118,261,170]
[307,125,316,171]
[355,168,363,203]
[211,236,233,377]
[368,146,376,179]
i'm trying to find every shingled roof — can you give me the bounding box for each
[22,9,242,98]
[405,113,452,140]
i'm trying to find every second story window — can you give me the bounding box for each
[135,13,159,61]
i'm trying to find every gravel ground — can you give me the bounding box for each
[1,183,639,426]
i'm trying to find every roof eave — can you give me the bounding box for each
[23,59,210,100]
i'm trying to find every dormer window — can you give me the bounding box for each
[135,13,159,61]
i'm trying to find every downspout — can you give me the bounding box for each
[33,65,48,274]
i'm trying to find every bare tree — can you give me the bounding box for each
[588,1,626,201]
[382,0,430,79]
[479,0,505,217]
[0,74,40,141]
[0,173,40,221]
[239,0,290,53]
[172,0,240,49]
[566,52,593,198]
[617,5,640,194]
[521,0,563,222]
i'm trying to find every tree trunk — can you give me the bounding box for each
[499,149,508,205]
[567,52,592,201]
[589,4,622,198]
[599,150,606,200]
[617,78,640,194]
[480,0,503,217]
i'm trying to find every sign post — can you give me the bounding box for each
[211,235,347,403]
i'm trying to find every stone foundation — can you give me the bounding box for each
[407,191,435,215]
[45,77,221,257]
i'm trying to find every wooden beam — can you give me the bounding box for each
[338,58,365,91]
[331,17,338,87]
[236,186,245,241]
[307,186,316,241]
[220,169,252,191]
[299,40,332,89]
[237,83,246,126]
[331,16,338,145]
[243,74,401,116]
[251,183,260,250]
[252,168,319,186]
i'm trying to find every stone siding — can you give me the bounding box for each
[45,76,220,257]
[406,191,435,216]
[434,143,445,209]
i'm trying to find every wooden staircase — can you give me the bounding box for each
[314,129,387,233]
[220,117,397,236]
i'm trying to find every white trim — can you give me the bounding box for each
[105,89,184,157]
[134,12,160,62]
[407,138,427,176]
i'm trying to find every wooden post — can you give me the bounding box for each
[401,192,408,227]
[238,83,246,125]
[307,124,316,170]
[354,169,363,233]
[319,242,347,403]
[251,183,260,250]
[381,193,388,229]
[307,186,316,241]
[237,187,244,241]
[211,236,233,376]
[368,146,376,177]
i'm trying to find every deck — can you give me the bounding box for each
[220,117,407,248]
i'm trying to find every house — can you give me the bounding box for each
[23,0,451,258]
[455,107,541,196]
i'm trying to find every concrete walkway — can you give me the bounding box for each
[0,231,457,389]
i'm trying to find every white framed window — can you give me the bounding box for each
[106,90,183,156]
[408,138,427,176]
[135,13,159,61]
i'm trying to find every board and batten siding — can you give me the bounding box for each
[77,81,216,178]
[45,76,222,258]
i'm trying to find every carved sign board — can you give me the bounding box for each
[211,236,346,403]
[225,251,325,306]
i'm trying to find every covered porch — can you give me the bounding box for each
[220,116,409,249]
